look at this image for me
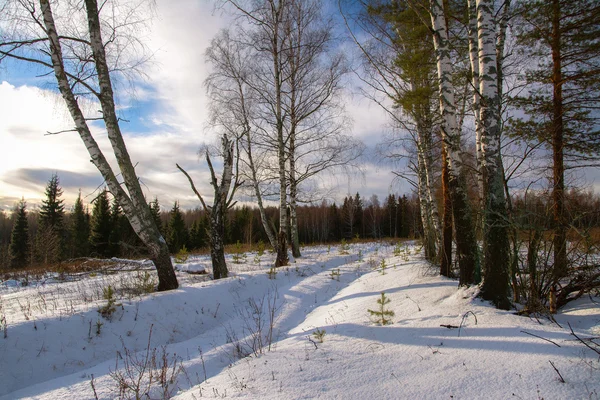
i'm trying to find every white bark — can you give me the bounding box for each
[38,0,178,290]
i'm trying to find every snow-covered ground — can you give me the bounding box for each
[0,242,598,399]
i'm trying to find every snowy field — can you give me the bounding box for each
[0,241,598,399]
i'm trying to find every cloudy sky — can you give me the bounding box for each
[0,0,402,213]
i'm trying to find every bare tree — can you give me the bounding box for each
[0,0,178,290]
[177,135,242,279]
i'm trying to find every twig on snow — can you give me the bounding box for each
[520,330,561,347]
[549,360,566,383]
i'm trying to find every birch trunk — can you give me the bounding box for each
[468,0,485,235]
[272,1,289,268]
[41,0,178,291]
[430,0,479,286]
[475,0,510,309]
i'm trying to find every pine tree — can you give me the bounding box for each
[89,190,112,257]
[9,199,29,269]
[512,0,600,282]
[71,191,90,258]
[167,201,188,254]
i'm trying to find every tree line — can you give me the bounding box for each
[0,175,424,269]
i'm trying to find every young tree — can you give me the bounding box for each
[70,191,90,258]
[89,190,112,258]
[167,202,189,254]
[9,199,29,269]
[35,173,66,264]
[0,0,178,290]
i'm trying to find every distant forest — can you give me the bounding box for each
[2,174,600,270]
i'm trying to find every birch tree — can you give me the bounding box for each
[343,1,442,262]
[428,0,479,285]
[0,0,178,290]
[282,0,360,258]
[469,0,511,308]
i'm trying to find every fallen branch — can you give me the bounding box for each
[458,311,478,337]
[549,360,565,383]
[568,322,600,355]
[520,330,561,347]
[440,324,459,329]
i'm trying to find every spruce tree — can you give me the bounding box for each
[189,217,208,251]
[9,199,29,269]
[149,197,163,236]
[109,198,123,257]
[167,201,188,253]
[89,190,112,257]
[37,173,66,263]
[71,191,90,258]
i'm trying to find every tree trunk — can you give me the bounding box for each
[551,0,567,282]
[440,147,453,277]
[41,0,178,290]
[475,0,511,309]
[210,213,228,280]
[430,0,479,286]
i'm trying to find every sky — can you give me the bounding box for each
[0,0,399,213]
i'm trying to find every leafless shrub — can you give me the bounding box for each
[223,288,283,361]
[109,325,184,400]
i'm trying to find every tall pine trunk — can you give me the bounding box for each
[551,0,567,281]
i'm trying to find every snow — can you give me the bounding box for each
[0,242,598,399]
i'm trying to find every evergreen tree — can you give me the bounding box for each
[37,173,66,262]
[39,174,65,230]
[70,191,90,258]
[89,190,112,257]
[512,0,600,282]
[167,201,188,253]
[9,199,29,268]
[149,197,163,236]
[189,216,208,251]
[109,198,123,257]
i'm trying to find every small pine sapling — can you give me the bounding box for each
[330,269,341,281]
[95,319,103,335]
[256,240,266,256]
[368,292,395,325]
[312,328,326,343]
[267,266,277,280]
[379,259,387,275]
[357,249,364,262]
[98,285,121,320]
[339,239,350,255]
[174,245,189,264]
[232,241,245,264]
[393,243,402,257]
